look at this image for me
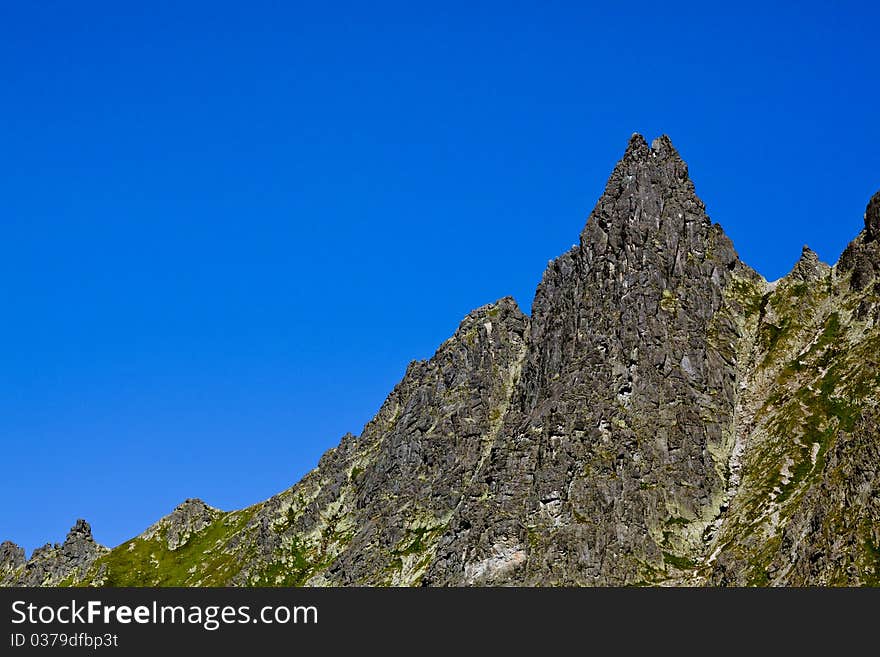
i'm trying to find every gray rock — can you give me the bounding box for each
[0,542,25,579]
[425,132,751,584]
[789,246,830,282]
[838,190,880,290]
[142,498,222,551]
[234,296,530,585]
[3,520,107,586]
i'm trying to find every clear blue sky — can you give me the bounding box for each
[1,1,878,554]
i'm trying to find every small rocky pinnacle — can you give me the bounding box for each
[582,133,706,252]
[650,134,677,158]
[161,499,221,551]
[621,133,685,164]
[0,541,26,575]
[65,519,95,544]
[789,245,829,282]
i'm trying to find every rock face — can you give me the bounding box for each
[2,520,107,586]
[0,542,26,579]
[4,134,879,586]
[427,134,754,584]
[790,246,830,283]
[769,408,880,584]
[238,297,530,586]
[839,191,880,291]
[142,499,222,551]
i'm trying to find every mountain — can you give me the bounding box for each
[4,134,879,586]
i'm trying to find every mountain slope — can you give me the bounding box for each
[709,196,880,585]
[3,135,878,587]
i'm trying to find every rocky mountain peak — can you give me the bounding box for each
[65,519,95,544]
[581,133,712,260]
[175,498,215,514]
[622,131,650,157]
[650,133,682,158]
[788,245,829,282]
[618,132,683,161]
[142,498,222,551]
[0,541,25,576]
[60,519,104,561]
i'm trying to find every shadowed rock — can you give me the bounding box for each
[839,190,880,290]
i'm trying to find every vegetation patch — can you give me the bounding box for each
[89,510,253,587]
[659,288,678,313]
[727,277,765,316]
[250,535,319,586]
[662,552,696,570]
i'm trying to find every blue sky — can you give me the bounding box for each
[1,1,878,553]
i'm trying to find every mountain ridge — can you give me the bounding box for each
[4,134,879,586]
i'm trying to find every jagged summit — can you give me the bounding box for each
[581,133,715,260]
[175,498,217,513]
[649,134,681,158]
[620,132,683,161]
[789,245,829,282]
[66,518,94,543]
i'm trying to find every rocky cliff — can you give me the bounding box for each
[2,520,107,586]
[3,135,878,586]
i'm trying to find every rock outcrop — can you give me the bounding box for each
[2,520,107,586]
[839,191,880,291]
[0,542,26,579]
[789,246,830,283]
[142,499,222,551]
